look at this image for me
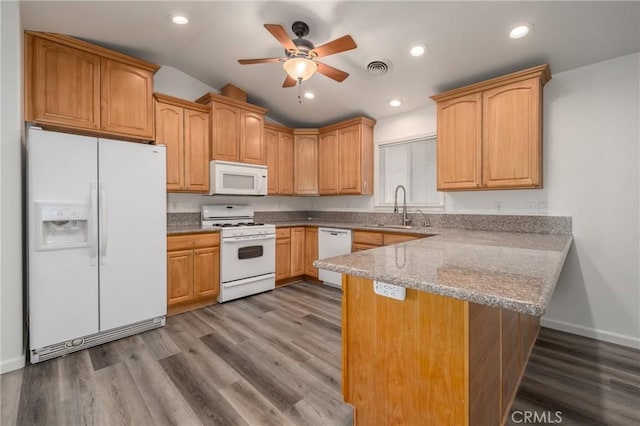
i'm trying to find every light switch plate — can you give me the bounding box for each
[374,280,406,301]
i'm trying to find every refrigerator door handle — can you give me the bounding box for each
[100,183,108,265]
[90,182,98,265]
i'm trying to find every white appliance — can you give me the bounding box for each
[202,205,275,302]
[318,228,352,288]
[27,128,167,363]
[209,160,267,196]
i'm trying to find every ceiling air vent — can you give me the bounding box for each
[366,59,392,76]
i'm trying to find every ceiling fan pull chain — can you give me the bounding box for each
[297,78,303,103]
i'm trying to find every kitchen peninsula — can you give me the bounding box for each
[315,229,572,425]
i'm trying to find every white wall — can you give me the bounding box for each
[317,54,640,348]
[1,0,26,373]
[155,66,313,213]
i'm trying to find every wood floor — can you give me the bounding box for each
[2,282,639,426]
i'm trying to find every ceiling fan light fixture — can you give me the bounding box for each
[283,57,317,81]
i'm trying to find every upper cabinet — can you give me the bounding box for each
[264,123,294,195]
[195,93,268,165]
[431,64,550,191]
[294,129,319,195]
[319,117,376,195]
[25,31,159,141]
[154,93,210,193]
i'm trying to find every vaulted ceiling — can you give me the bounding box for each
[20,1,640,127]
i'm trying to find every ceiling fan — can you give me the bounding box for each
[238,21,357,88]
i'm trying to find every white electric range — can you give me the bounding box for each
[202,205,275,302]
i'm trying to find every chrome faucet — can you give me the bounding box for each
[414,208,430,228]
[393,185,411,226]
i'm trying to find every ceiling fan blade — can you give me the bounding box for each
[238,58,285,65]
[264,24,297,52]
[282,75,297,88]
[316,62,349,82]
[310,35,357,58]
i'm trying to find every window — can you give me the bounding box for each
[375,135,443,209]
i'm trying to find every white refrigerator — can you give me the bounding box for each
[28,128,167,363]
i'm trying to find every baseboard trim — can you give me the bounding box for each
[541,318,640,349]
[0,354,26,374]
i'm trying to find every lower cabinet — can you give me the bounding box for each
[275,228,291,281]
[352,230,421,251]
[167,232,220,315]
[276,226,317,285]
[304,227,318,278]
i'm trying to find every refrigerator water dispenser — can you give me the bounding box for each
[35,202,90,250]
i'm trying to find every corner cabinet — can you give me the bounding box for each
[154,93,210,192]
[167,233,220,315]
[25,31,158,141]
[318,117,376,195]
[195,93,268,165]
[294,129,319,195]
[264,123,294,195]
[431,64,550,191]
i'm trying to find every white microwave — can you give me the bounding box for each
[209,160,267,196]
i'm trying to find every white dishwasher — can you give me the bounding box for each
[318,228,352,288]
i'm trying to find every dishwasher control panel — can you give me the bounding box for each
[374,280,406,301]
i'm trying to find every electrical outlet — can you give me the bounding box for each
[374,281,406,301]
[538,201,548,213]
[494,201,503,213]
[526,201,537,212]
[170,202,178,211]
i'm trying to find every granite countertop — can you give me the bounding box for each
[166,221,440,236]
[270,221,440,236]
[167,225,221,235]
[313,229,573,316]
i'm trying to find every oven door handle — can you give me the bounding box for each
[222,273,276,288]
[223,235,276,243]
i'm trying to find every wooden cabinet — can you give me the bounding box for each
[195,93,268,164]
[276,228,291,282]
[431,64,550,191]
[25,31,158,141]
[294,129,319,195]
[352,230,422,252]
[276,226,317,283]
[304,227,318,278]
[166,233,220,315]
[264,123,294,195]
[435,93,483,190]
[154,93,210,192]
[290,227,306,277]
[318,117,376,195]
[318,130,339,194]
[100,59,154,138]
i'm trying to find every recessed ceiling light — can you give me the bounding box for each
[409,44,427,57]
[172,15,189,25]
[389,99,402,107]
[509,24,531,39]
[303,92,315,100]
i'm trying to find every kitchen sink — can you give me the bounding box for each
[376,224,416,229]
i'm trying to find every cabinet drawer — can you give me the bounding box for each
[383,233,419,245]
[352,243,379,252]
[276,227,291,239]
[353,231,383,246]
[167,233,219,251]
